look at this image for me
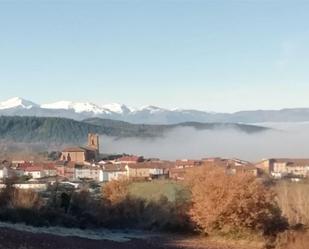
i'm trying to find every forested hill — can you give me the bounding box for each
[0,116,269,145]
[0,116,101,144]
[83,118,269,135]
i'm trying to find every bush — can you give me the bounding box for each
[9,189,42,209]
[101,179,130,205]
[186,166,287,237]
[99,179,192,232]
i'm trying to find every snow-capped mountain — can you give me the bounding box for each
[136,105,168,114]
[101,103,132,114]
[41,101,110,114]
[2,97,309,124]
[0,97,214,123]
[0,97,39,110]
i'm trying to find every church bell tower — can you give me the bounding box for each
[88,133,99,152]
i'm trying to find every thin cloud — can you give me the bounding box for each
[101,123,309,162]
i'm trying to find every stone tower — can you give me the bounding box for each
[88,133,99,152]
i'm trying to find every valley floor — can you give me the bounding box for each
[0,227,261,249]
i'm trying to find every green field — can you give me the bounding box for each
[129,180,187,202]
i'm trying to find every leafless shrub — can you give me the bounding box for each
[9,189,42,209]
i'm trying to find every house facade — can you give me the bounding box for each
[126,165,150,179]
[61,147,98,163]
[0,166,11,179]
[43,163,57,177]
[74,165,101,181]
[175,159,203,169]
[226,165,259,176]
[126,161,174,179]
[14,183,48,191]
[258,158,309,178]
[24,166,45,179]
[101,164,128,182]
[55,161,76,180]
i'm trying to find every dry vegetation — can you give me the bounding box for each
[0,185,42,210]
[185,166,287,238]
[275,181,309,227]
[9,188,42,209]
[100,179,192,231]
[273,181,309,249]
[1,168,309,249]
[275,230,309,249]
[102,178,130,205]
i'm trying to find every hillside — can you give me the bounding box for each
[0,116,101,144]
[0,116,269,146]
[83,118,269,135]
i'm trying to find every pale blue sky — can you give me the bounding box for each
[0,0,309,112]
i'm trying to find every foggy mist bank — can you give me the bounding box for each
[101,123,309,162]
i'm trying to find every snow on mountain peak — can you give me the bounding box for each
[41,101,73,110]
[0,97,174,116]
[71,102,109,114]
[101,103,131,114]
[0,97,38,110]
[41,101,108,114]
[138,105,167,113]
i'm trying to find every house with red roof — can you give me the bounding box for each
[24,166,45,179]
[115,155,144,164]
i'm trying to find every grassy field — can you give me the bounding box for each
[129,180,187,202]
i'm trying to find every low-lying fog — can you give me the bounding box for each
[102,122,309,162]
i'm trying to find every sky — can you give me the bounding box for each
[0,0,309,112]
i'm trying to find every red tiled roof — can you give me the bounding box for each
[56,161,78,168]
[175,160,202,166]
[24,166,43,172]
[62,146,97,152]
[42,163,56,170]
[17,162,33,170]
[227,165,258,170]
[103,164,127,172]
[62,147,87,152]
[117,156,141,162]
[127,161,175,169]
[19,162,56,171]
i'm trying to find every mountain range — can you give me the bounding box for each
[1,97,309,124]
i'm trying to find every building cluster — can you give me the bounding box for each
[0,133,308,191]
[256,158,309,179]
[169,157,259,180]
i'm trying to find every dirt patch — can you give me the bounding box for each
[0,227,261,249]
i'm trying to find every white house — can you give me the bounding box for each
[13,183,48,191]
[101,164,128,182]
[125,161,174,179]
[42,164,57,177]
[0,160,14,179]
[24,166,45,179]
[0,166,10,179]
[74,165,101,181]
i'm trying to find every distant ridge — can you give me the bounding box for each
[0,116,269,145]
[1,97,309,124]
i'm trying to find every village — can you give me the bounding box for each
[0,133,308,192]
